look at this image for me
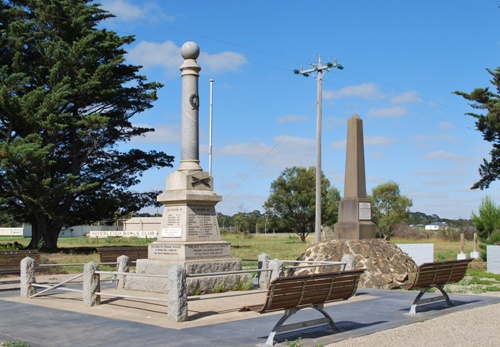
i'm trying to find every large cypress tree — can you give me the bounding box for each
[455,66,500,190]
[0,0,174,250]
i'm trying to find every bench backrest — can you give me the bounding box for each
[260,269,364,313]
[0,250,41,272]
[96,246,148,263]
[408,258,473,290]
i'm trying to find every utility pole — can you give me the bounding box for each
[294,56,343,244]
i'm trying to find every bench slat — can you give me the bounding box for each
[408,259,471,290]
[96,246,148,263]
[243,269,364,314]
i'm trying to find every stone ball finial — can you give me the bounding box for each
[181,41,200,60]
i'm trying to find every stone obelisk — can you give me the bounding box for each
[334,114,376,239]
[129,42,243,294]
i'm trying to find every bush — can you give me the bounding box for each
[393,224,429,240]
[437,227,462,242]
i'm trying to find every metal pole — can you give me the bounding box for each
[208,79,214,176]
[293,55,343,244]
[315,57,323,244]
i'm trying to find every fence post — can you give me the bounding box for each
[20,257,36,298]
[167,263,187,322]
[83,261,100,307]
[258,253,270,288]
[116,255,130,289]
[269,259,284,281]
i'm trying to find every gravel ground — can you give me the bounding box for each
[328,294,500,347]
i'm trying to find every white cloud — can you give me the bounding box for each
[416,168,469,176]
[324,83,384,100]
[218,136,316,169]
[276,114,308,123]
[370,152,385,159]
[438,121,455,130]
[100,0,173,23]
[330,139,346,150]
[127,41,247,78]
[364,136,397,146]
[127,40,181,78]
[410,134,459,143]
[390,90,422,104]
[421,150,461,160]
[367,106,407,118]
[199,51,248,73]
[130,124,181,143]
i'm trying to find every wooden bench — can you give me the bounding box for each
[405,258,473,314]
[96,246,148,264]
[240,269,364,346]
[0,250,43,274]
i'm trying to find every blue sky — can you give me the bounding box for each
[97,0,500,220]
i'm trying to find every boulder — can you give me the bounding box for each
[292,239,418,289]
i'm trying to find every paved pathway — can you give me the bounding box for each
[1,281,499,347]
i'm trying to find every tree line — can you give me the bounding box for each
[219,166,423,242]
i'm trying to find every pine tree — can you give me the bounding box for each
[455,66,500,190]
[0,0,174,249]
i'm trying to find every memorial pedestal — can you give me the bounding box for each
[334,198,376,239]
[126,170,249,295]
[126,257,247,295]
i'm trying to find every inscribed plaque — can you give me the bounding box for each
[359,202,372,220]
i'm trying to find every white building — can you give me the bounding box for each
[123,217,161,234]
[425,222,448,231]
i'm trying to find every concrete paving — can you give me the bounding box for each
[1,278,499,347]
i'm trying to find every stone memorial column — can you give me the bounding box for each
[128,42,246,295]
[179,41,202,173]
[334,114,376,239]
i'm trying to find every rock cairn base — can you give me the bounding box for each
[294,239,418,289]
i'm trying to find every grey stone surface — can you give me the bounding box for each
[126,258,250,295]
[167,264,188,322]
[487,245,500,274]
[341,254,356,270]
[258,253,270,288]
[269,258,284,281]
[83,262,100,307]
[117,255,129,289]
[20,257,36,298]
[179,41,202,173]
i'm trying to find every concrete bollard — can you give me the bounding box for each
[167,264,188,323]
[258,253,270,289]
[83,262,100,307]
[116,255,130,289]
[20,257,36,298]
[269,259,284,281]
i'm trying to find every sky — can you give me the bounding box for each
[96,0,500,220]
